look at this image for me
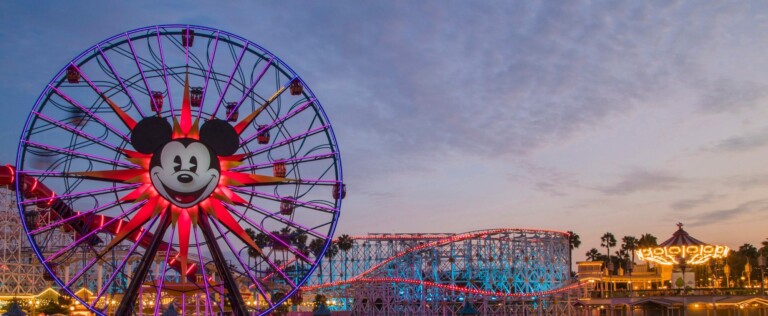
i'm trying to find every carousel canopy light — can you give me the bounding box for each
[636,223,729,266]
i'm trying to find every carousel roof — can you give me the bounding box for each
[658,223,707,247]
[636,222,729,266]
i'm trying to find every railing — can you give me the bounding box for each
[588,288,767,298]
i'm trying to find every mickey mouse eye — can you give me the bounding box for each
[173,156,182,172]
[190,156,198,173]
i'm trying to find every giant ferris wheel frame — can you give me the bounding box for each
[15,25,343,315]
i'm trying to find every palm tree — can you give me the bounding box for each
[308,238,327,283]
[568,231,581,250]
[637,233,658,248]
[291,229,309,255]
[337,234,354,280]
[621,236,638,273]
[637,233,658,270]
[760,238,768,256]
[245,228,270,272]
[601,233,617,273]
[326,243,339,282]
[585,248,602,261]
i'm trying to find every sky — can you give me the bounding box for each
[2,1,768,262]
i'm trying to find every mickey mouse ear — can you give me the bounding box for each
[131,117,172,154]
[200,119,239,156]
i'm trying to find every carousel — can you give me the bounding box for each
[636,223,730,288]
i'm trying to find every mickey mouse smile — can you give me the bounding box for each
[154,173,217,205]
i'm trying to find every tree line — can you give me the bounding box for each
[573,231,768,287]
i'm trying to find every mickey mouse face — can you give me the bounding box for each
[131,117,239,208]
[150,139,219,208]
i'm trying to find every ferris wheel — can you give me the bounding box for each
[14,25,343,315]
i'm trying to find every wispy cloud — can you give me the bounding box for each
[670,193,720,211]
[696,79,768,114]
[688,199,768,227]
[703,129,768,152]
[598,169,682,195]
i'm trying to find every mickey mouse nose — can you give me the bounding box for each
[177,174,193,183]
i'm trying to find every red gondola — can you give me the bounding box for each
[333,183,346,200]
[151,91,164,112]
[280,197,295,216]
[273,161,286,177]
[289,79,303,96]
[190,87,203,107]
[66,65,80,84]
[182,29,195,47]
[257,125,270,144]
[225,102,239,122]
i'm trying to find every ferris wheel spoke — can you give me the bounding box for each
[21,140,138,169]
[97,44,146,118]
[232,78,293,136]
[126,33,161,114]
[48,85,131,142]
[208,217,273,306]
[198,210,248,315]
[44,202,142,263]
[33,111,122,153]
[91,213,161,306]
[21,183,141,206]
[195,31,220,122]
[225,198,329,241]
[64,256,99,289]
[222,203,313,264]
[229,186,337,214]
[224,57,274,122]
[153,221,176,315]
[212,42,249,118]
[230,152,337,172]
[239,97,315,146]
[71,62,139,131]
[24,183,139,205]
[115,211,171,316]
[192,225,219,315]
[28,200,123,235]
[156,26,176,118]
[242,124,330,159]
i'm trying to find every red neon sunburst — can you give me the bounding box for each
[72,71,288,276]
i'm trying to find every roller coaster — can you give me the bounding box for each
[301,230,582,315]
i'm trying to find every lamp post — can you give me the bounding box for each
[724,263,731,288]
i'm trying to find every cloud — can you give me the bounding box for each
[696,79,768,114]
[704,129,768,152]
[598,169,682,195]
[688,199,768,227]
[670,193,720,211]
[730,174,768,189]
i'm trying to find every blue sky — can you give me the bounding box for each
[2,1,768,261]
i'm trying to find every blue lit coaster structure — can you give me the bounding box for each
[302,229,580,315]
[14,25,343,315]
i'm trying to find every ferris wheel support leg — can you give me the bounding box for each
[116,212,172,316]
[199,210,248,316]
